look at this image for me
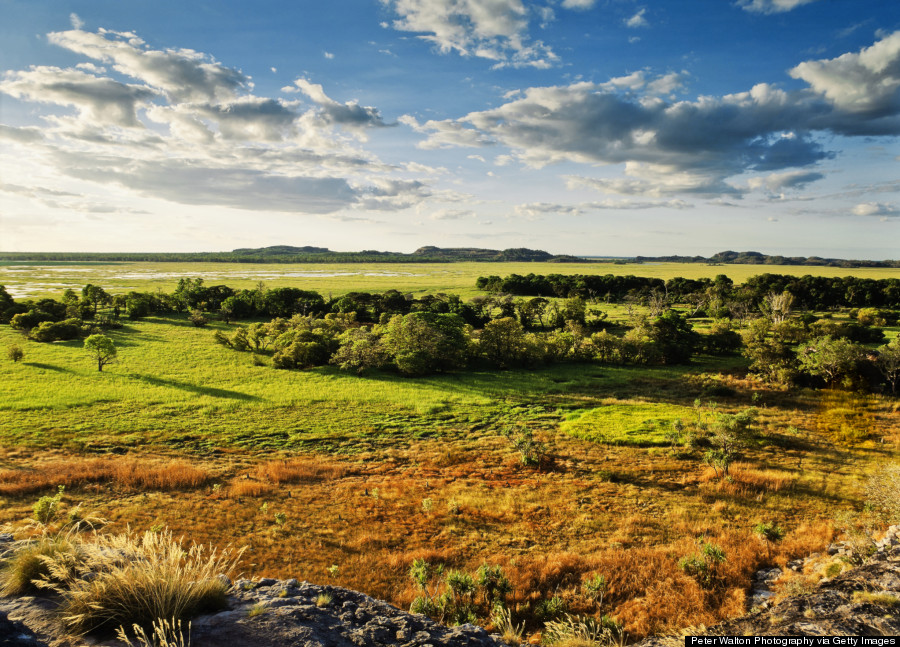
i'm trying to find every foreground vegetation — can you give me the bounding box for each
[0,261,898,642]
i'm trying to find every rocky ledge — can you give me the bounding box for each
[0,576,499,647]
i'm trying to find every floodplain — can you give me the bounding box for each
[1,261,898,639]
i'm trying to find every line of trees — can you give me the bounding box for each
[476,273,900,311]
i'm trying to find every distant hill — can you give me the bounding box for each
[232,245,332,255]
[413,246,582,262]
[635,250,900,269]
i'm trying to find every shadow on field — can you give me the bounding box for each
[125,374,262,401]
[23,362,73,373]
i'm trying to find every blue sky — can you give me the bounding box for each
[1,0,898,258]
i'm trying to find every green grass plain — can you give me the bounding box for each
[4,260,900,300]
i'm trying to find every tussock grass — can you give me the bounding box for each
[226,479,275,498]
[699,462,795,494]
[255,458,348,484]
[0,533,78,596]
[0,458,209,496]
[37,528,241,635]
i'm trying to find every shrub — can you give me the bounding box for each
[33,485,66,525]
[7,344,24,363]
[37,529,242,634]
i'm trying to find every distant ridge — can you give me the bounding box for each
[635,250,900,269]
[232,245,332,255]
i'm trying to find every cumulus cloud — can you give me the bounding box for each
[380,0,558,68]
[47,28,249,103]
[0,26,432,218]
[0,66,156,127]
[290,79,388,130]
[625,9,648,28]
[789,31,900,120]
[405,32,900,199]
[737,0,821,14]
[852,202,899,218]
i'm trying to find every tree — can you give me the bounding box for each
[799,336,865,387]
[84,334,117,371]
[382,312,468,375]
[81,284,110,317]
[479,317,528,367]
[875,338,900,395]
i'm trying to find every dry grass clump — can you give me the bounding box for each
[699,462,794,495]
[254,458,348,484]
[0,458,209,496]
[37,528,241,635]
[227,479,275,498]
[0,533,79,595]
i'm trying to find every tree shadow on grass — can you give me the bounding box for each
[23,362,73,373]
[124,374,262,401]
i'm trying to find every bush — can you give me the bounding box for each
[37,528,241,634]
[30,318,83,342]
[7,344,23,363]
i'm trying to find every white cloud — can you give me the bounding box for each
[406,32,900,199]
[0,66,157,127]
[47,28,249,103]
[380,0,558,68]
[69,13,84,29]
[324,51,335,59]
[737,0,822,14]
[561,0,597,9]
[747,170,825,193]
[291,79,388,132]
[790,31,900,119]
[625,9,648,28]
[429,208,474,220]
[852,202,899,218]
[0,26,434,219]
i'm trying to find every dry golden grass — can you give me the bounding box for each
[227,479,275,498]
[699,462,795,496]
[0,458,209,496]
[0,420,864,641]
[254,458,349,484]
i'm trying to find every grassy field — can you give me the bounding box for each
[1,264,900,639]
[4,260,900,300]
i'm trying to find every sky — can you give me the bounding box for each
[0,0,898,258]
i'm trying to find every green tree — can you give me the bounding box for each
[479,317,528,367]
[798,336,865,387]
[875,338,900,395]
[84,334,117,371]
[81,284,110,317]
[382,312,468,375]
[742,319,798,385]
[330,328,390,375]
